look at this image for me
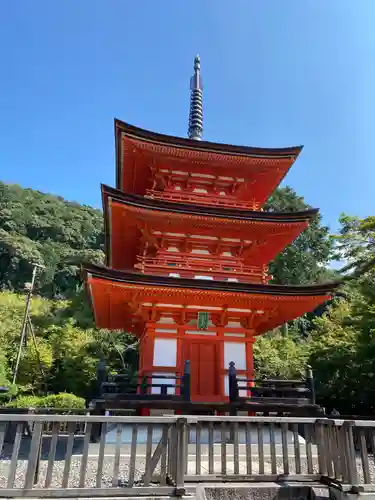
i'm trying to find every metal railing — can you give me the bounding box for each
[2,414,375,497]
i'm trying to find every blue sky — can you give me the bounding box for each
[0,1,374,233]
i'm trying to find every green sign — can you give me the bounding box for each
[197,311,209,330]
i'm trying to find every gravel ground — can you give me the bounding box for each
[0,457,148,489]
[0,453,373,491]
[0,455,373,490]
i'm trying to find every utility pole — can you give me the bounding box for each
[12,263,45,385]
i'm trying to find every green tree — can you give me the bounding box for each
[47,321,98,397]
[334,214,375,278]
[0,290,138,401]
[0,229,44,291]
[253,329,310,379]
[16,340,53,390]
[0,182,104,298]
[265,187,334,284]
[306,214,375,414]
[308,267,375,415]
[308,294,357,412]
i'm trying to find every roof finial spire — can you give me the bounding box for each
[188,55,203,140]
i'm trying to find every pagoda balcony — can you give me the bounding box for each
[145,189,261,211]
[134,255,271,283]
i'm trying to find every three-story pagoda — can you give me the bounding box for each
[84,56,338,405]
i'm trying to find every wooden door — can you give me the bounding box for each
[189,341,221,402]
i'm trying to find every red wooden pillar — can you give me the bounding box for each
[137,325,155,417]
[246,337,255,416]
[139,408,150,416]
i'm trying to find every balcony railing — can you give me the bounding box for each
[92,361,318,416]
[135,256,270,282]
[145,189,261,210]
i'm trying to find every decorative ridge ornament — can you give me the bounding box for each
[188,55,203,140]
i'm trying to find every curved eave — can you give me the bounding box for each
[115,119,303,158]
[115,119,303,192]
[102,184,318,223]
[83,263,341,297]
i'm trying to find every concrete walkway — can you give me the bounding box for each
[105,423,307,445]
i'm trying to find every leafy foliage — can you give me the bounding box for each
[6,393,85,409]
[0,182,104,298]
[254,212,375,415]
[334,214,375,278]
[308,295,358,412]
[0,291,138,404]
[265,187,334,284]
[253,330,310,379]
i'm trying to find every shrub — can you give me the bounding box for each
[253,331,310,379]
[5,394,41,408]
[5,392,85,409]
[40,393,85,409]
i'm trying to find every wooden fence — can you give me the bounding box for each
[1,414,375,497]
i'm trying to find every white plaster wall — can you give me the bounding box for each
[227,321,242,328]
[191,249,210,254]
[157,317,176,324]
[224,342,246,370]
[153,338,177,367]
[223,342,247,396]
[193,235,217,240]
[185,330,216,336]
[154,328,177,334]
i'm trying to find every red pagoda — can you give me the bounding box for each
[84,56,338,407]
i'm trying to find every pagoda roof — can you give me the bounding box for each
[84,263,340,335]
[115,119,303,205]
[103,184,317,222]
[102,184,318,269]
[85,262,339,296]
